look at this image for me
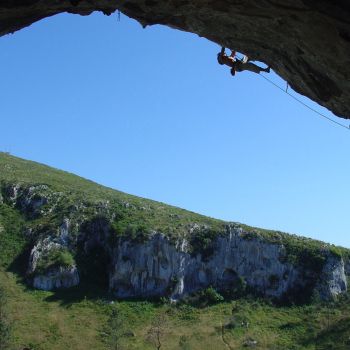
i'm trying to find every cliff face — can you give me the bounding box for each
[110,232,299,300]
[1,1,350,119]
[1,180,348,302]
[110,229,347,301]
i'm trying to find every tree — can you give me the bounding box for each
[0,287,11,350]
[146,311,168,350]
[105,307,126,350]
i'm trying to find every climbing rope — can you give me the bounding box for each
[258,73,350,131]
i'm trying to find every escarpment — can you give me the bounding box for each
[0,154,349,303]
[109,229,347,301]
[1,1,350,119]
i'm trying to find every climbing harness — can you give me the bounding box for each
[259,73,350,131]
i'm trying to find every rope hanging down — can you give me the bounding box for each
[258,73,350,131]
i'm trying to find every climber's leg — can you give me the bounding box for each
[236,62,270,74]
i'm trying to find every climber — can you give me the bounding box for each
[217,47,236,66]
[217,47,270,76]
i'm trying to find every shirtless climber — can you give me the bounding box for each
[217,47,270,76]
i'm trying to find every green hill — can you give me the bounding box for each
[0,152,350,350]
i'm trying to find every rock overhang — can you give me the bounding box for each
[1,1,350,118]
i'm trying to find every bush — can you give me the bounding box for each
[57,250,75,267]
[176,304,199,321]
[111,222,150,244]
[199,286,224,305]
[221,276,247,299]
[189,228,218,261]
[36,247,75,274]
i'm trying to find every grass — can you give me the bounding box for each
[0,203,27,270]
[1,269,350,349]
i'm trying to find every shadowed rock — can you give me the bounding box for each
[0,0,350,119]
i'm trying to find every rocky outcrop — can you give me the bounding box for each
[109,227,347,301]
[344,258,350,276]
[32,266,79,291]
[2,183,61,217]
[316,254,347,300]
[27,220,80,291]
[1,1,350,119]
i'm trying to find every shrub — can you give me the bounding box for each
[112,222,150,243]
[221,276,247,299]
[35,247,75,274]
[176,304,199,321]
[189,228,218,261]
[57,249,75,267]
[199,286,224,305]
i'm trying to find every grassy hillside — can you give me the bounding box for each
[1,152,350,349]
[0,152,223,227]
[1,269,350,350]
[0,152,226,237]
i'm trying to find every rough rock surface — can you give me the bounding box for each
[27,220,80,291]
[3,183,60,217]
[1,1,350,119]
[109,228,347,301]
[316,254,347,300]
[32,266,80,291]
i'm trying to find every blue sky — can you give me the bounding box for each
[0,12,349,247]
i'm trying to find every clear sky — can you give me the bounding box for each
[0,12,349,247]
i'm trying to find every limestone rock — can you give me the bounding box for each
[28,223,79,291]
[32,265,79,291]
[3,183,59,217]
[109,227,347,301]
[316,254,348,300]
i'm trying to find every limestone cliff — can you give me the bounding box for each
[1,181,348,302]
[110,228,347,301]
[1,1,350,119]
